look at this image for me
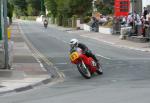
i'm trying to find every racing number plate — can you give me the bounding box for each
[70,52,79,62]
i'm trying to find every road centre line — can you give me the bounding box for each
[96,54,112,60]
[18,23,53,66]
[17,21,65,80]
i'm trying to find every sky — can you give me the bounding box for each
[143,0,150,7]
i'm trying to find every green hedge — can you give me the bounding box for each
[83,16,91,23]
[102,20,113,28]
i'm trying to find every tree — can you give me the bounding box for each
[8,0,44,16]
[96,0,114,15]
[15,0,27,16]
[8,0,14,23]
[9,0,27,16]
[69,0,93,17]
[27,4,35,16]
[26,0,44,16]
[45,0,93,18]
[44,0,57,17]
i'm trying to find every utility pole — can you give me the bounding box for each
[3,0,9,69]
[92,0,97,16]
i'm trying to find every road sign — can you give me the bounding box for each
[114,0,130,17]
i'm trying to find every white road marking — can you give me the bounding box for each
[96,54,112,60]
[60,69,75,72]
[55,63,68,65]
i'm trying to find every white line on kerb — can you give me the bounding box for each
[96,54,112,60]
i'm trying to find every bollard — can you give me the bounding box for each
[7,27,11,40]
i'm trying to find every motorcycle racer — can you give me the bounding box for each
[69,39,99,68]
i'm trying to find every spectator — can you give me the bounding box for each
[99,15,107,25]
[90,16,99,32]
[133,11,142,35]
[127,11,142,36]
[141,15,146,37]
[143,7,148,19]
[120,16,127,26]
[144,13,150,37]
[127,13,134,27]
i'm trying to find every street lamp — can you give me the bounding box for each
[4,0,9,69]
[0,0,9,69]
[92,0,97,16]
[92,0,97,12]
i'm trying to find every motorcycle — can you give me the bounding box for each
[69,47,103,79]
[44,20,48,29]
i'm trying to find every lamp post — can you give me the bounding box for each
[0,0,9,69]
[4,0,9,69]
[92,0,97,16]
[0,0,2,41]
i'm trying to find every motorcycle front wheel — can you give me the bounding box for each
[77,62,91,79]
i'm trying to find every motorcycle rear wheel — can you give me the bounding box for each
[96,63,103,75]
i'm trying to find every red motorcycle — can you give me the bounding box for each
[70,47,103,79]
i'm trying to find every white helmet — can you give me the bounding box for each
[69,39,78,48]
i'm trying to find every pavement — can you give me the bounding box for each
[0,22,59,95]
[48,24,150,52]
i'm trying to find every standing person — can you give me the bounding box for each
[141,15,146,37]
[127,13,134,27]
[143,7,148,20]
[144,13,150,37]
[134,12,142,35]
[127,13,135,36]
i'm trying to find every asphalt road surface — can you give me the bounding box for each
[0,20,150,103]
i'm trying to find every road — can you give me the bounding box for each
[0,20,150,103]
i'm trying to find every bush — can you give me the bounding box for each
[83,16,91,23]
[102,19,113,27]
